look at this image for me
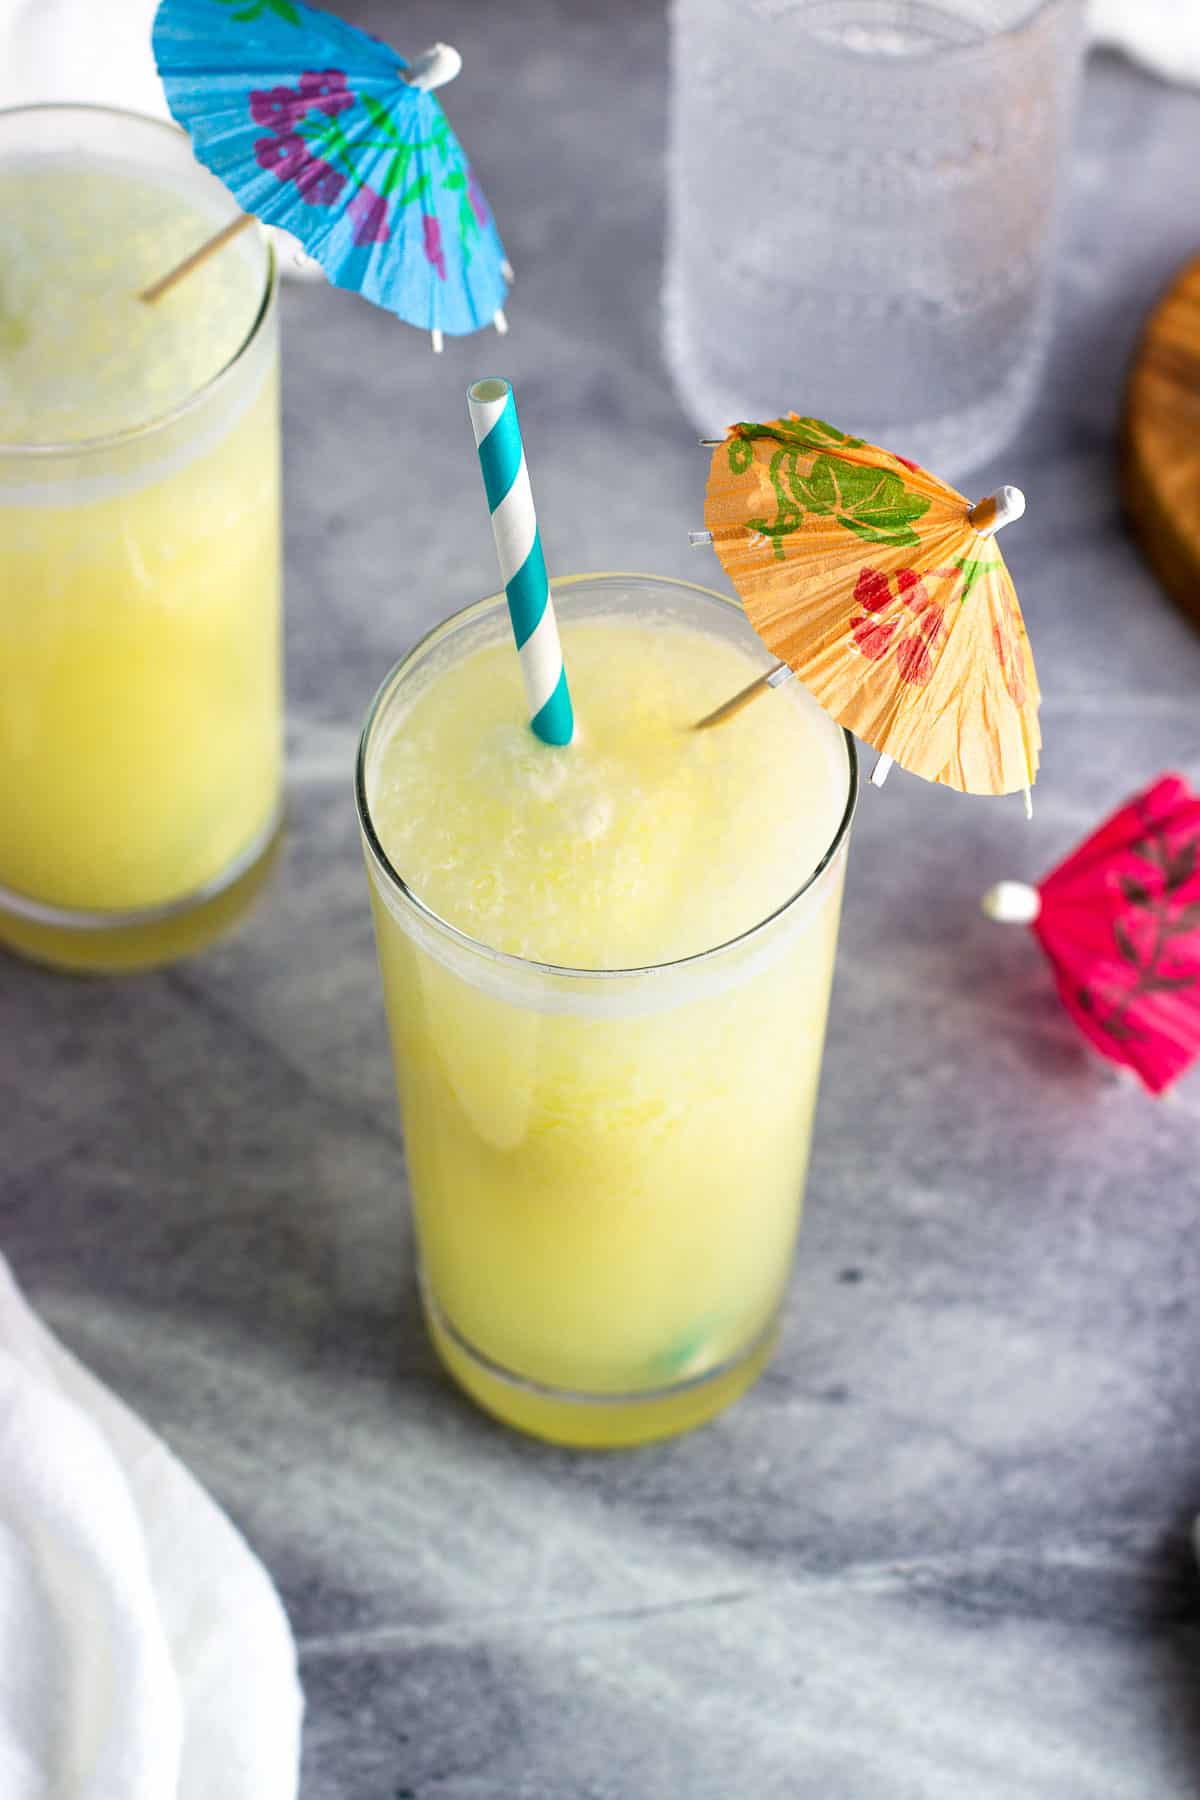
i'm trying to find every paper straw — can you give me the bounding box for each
[467,378,574,746]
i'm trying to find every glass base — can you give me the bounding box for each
[422,1282,780,1449]
[0,810,283,975]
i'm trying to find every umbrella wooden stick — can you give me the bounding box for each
[690,488,1028,778]
[140,211,255,304]
[690,661,794,730]
[140,42,469,309]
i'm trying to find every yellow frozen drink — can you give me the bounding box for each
[0,107,280,972]
[358,574,855,1446]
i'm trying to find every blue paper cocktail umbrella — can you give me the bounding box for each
[150,0,511,348]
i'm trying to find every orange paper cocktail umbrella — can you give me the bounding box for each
[697,416,1040,800]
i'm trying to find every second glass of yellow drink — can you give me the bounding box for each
[0,105,281,972]
[358,573,856,1447]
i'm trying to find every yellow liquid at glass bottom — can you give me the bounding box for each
[0,161,280,973]
[366,607,849,1445]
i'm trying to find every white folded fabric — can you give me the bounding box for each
[0,1256,303,1800]
[1091,0,1200,88]
[0,0,168,121]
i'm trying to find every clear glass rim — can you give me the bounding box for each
[785,0,1082,60]
[0,102,276,460]
[355,572,859,984]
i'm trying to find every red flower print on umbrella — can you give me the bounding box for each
[850,565,949,687]
[983,773,1200,1093]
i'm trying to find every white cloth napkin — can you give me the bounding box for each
[0,1256,303,1800]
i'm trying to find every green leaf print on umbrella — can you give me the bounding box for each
[732,416,867,454]
[746,445,932,557]
[217,0,301,23]
[728,416,865,481]
[953,553,997,600]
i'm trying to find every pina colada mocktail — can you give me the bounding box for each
[359,575,855,1447]
[0,107,281,972]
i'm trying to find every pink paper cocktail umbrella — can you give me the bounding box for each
[984,773,1200,1094]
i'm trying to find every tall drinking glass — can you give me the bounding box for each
[664,0,1087,477]
[357,574,856,1447]
[0,106,281,973]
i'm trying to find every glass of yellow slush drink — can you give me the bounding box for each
[357,573,856,1447]
[0,106,281,973]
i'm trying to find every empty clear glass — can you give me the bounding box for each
[664,0,1087,477]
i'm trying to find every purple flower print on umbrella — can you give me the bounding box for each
[249,85,308,132]
[422,215,447,281]
[297,68,353,115]
[152,0,512,347]
[347,185,389,246]
[467,170,489,227]
[292,155,345,207]
[253,129,307,181]
[251,76,350,208]
[253,128,345,206]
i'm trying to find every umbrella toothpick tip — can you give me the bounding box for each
[493,308,509,336]
[970,485,1027,536]
[688,529,713,549]
[405,43,463,91]
[431,328,445,354]
[982,881,1041,924]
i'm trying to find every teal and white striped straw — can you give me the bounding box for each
[467,378,574,747]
